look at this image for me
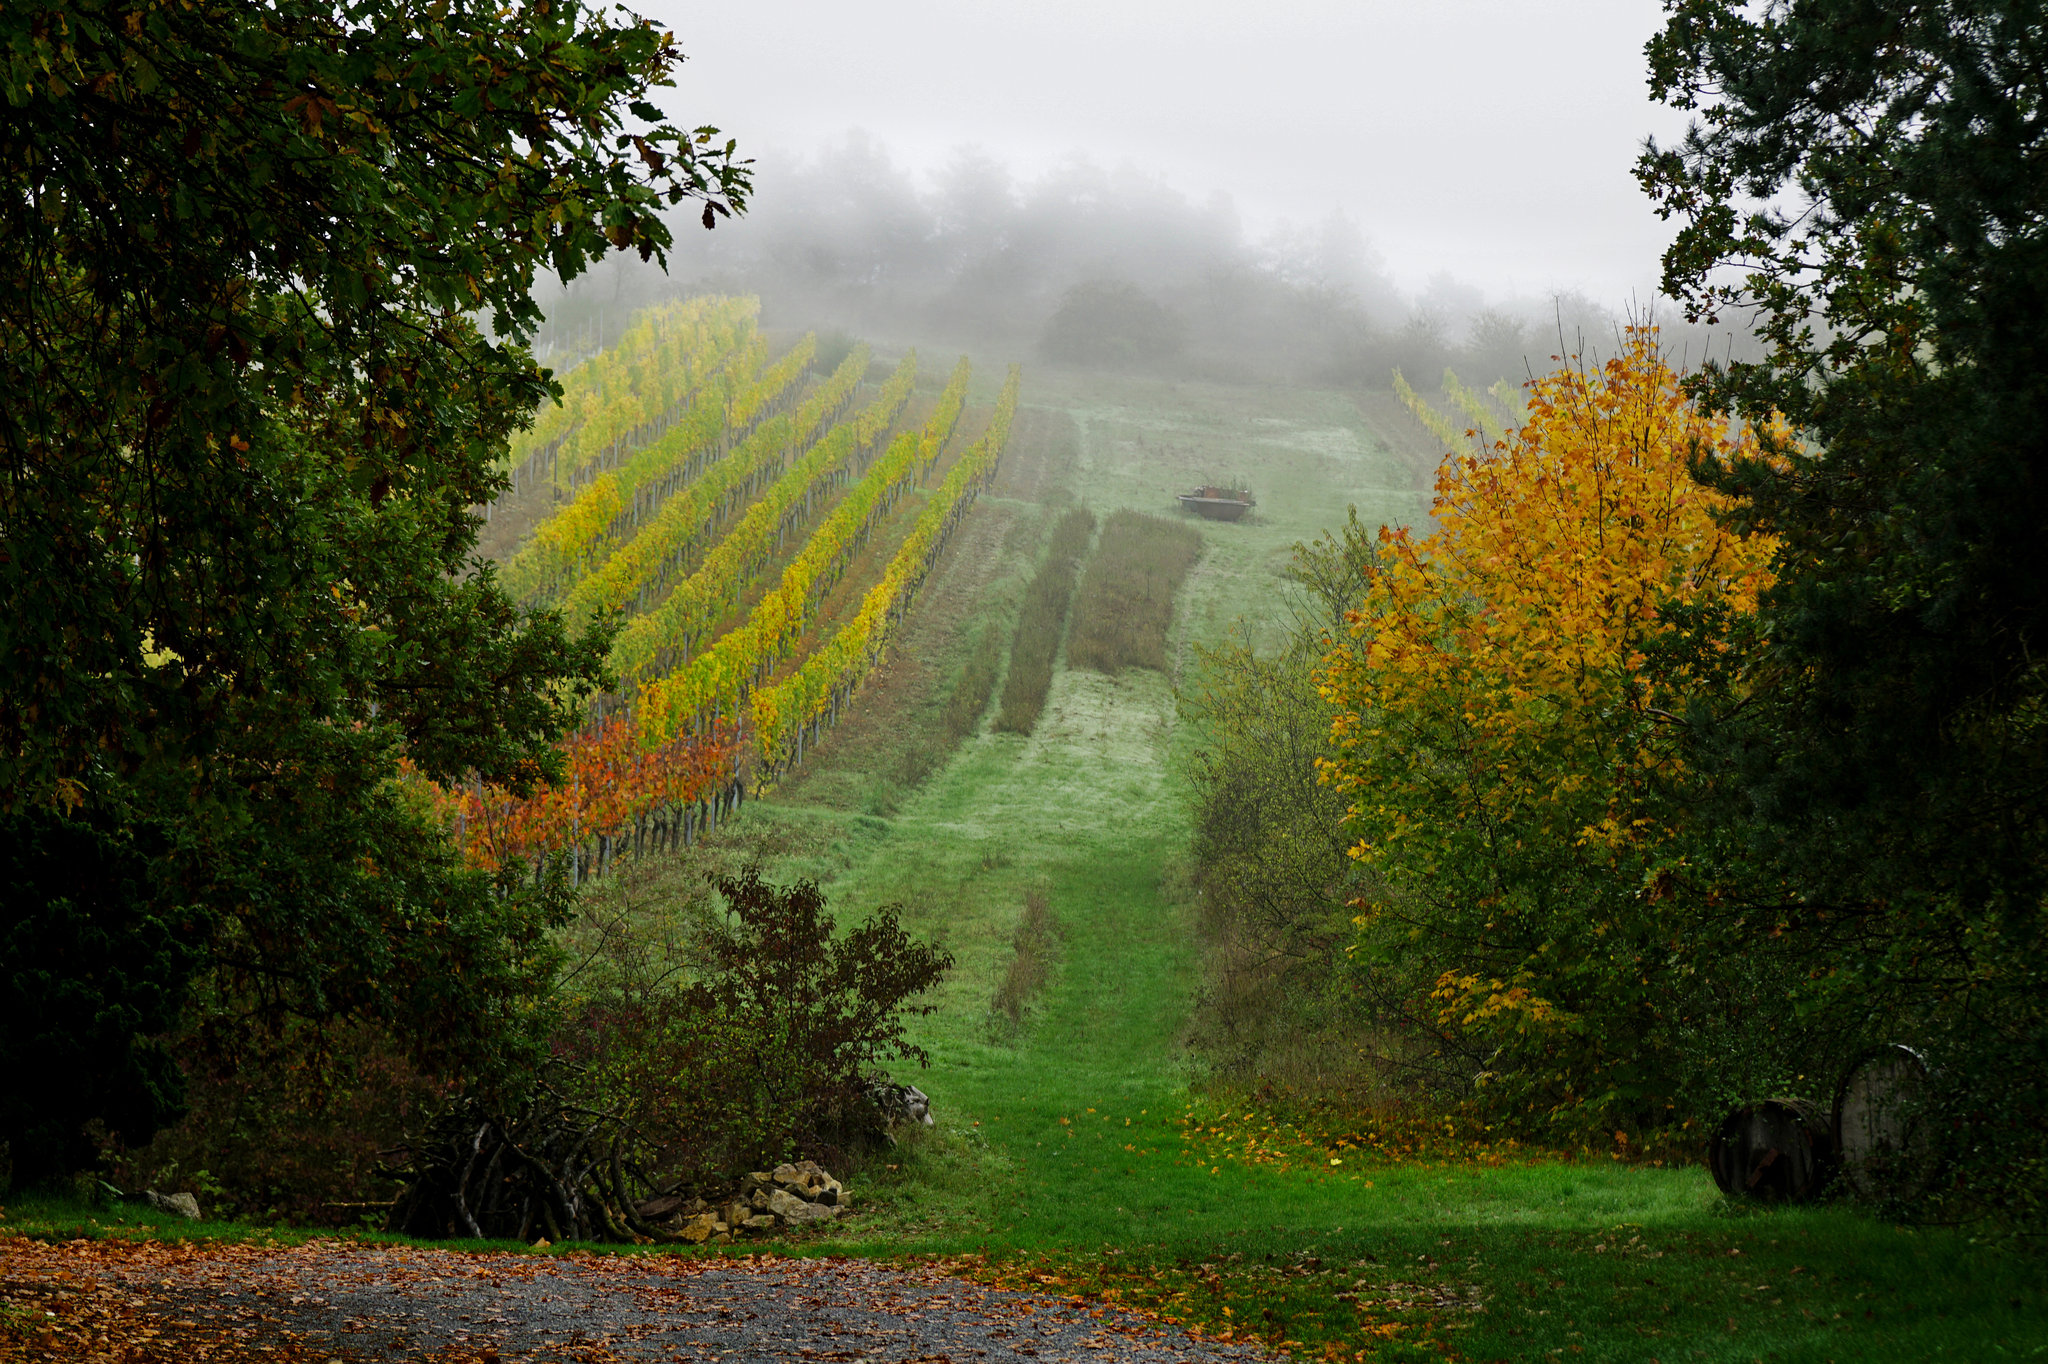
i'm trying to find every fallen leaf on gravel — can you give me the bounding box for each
[0,1235,1283,1364]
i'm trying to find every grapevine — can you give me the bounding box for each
[596,349,915,652]
[1490,377,1526,425]
[422,718,742,884]
[435,306,1019,880]
[751,365,1022,774]
[634,357,975,744]
[504,334,816,603]
[1443,368,1514,444]
[1392,367,1469,450]
[509,296,759,490]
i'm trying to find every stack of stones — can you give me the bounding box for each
[635,1161,849,1244]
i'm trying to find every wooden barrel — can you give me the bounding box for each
[1833,1044,1934,1202]
[1708,1098,1835,1202]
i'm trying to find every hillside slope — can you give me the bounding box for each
[656,367,2041,1363]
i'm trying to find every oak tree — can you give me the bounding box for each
[1640,0,2048,1221]
[0,0,747,1181]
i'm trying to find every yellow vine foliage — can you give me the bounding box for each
[1488,377,1524,424]
[633,358,976,745]
[566,341,881,627]
[751,365,1021,771]
[1390,367,1467,450]
[505,335,816,601]
[511,295,758,474]
[1441,368,1504,443]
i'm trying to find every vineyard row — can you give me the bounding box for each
[580,348,912,637]
[634,356,976,740]
[435,301,1022,886]
[506,296,760,496]
[751,364,1023,776]
[504,334,819,603]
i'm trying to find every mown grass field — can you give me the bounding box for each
[9,365,2043,1361]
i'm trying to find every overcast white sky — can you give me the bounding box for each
[643,0,1693,305]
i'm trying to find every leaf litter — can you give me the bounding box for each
[0,1234,1280,1363]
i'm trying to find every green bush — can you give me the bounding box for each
[1179,513,1422,1092]
[384,868,952,1239]
[663,867,952,1172]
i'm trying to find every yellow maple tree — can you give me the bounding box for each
[1318,329,1783,1129]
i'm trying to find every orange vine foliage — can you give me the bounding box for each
[421,718,738,872]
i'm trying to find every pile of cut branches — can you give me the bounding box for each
[382,1079,671,1243]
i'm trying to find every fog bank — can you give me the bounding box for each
[538,139,1758,393]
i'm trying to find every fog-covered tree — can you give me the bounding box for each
[1040,281,1188,369]
[661,143,1424,380]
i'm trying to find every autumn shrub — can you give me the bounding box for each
[994,509,1095,735]
[1066,511,1202,674]
[1318,331,1804,1140]
[377,869,950,1239]
[571,868,951,1188]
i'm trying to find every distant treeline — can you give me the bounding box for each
[534,138,1762,390]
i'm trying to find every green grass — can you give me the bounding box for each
[678,644,2043,1360]
[0,1190,397,1250]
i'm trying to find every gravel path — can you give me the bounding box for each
[2,1236,1279,1363]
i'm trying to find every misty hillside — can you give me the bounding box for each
[530,137,1760,390]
